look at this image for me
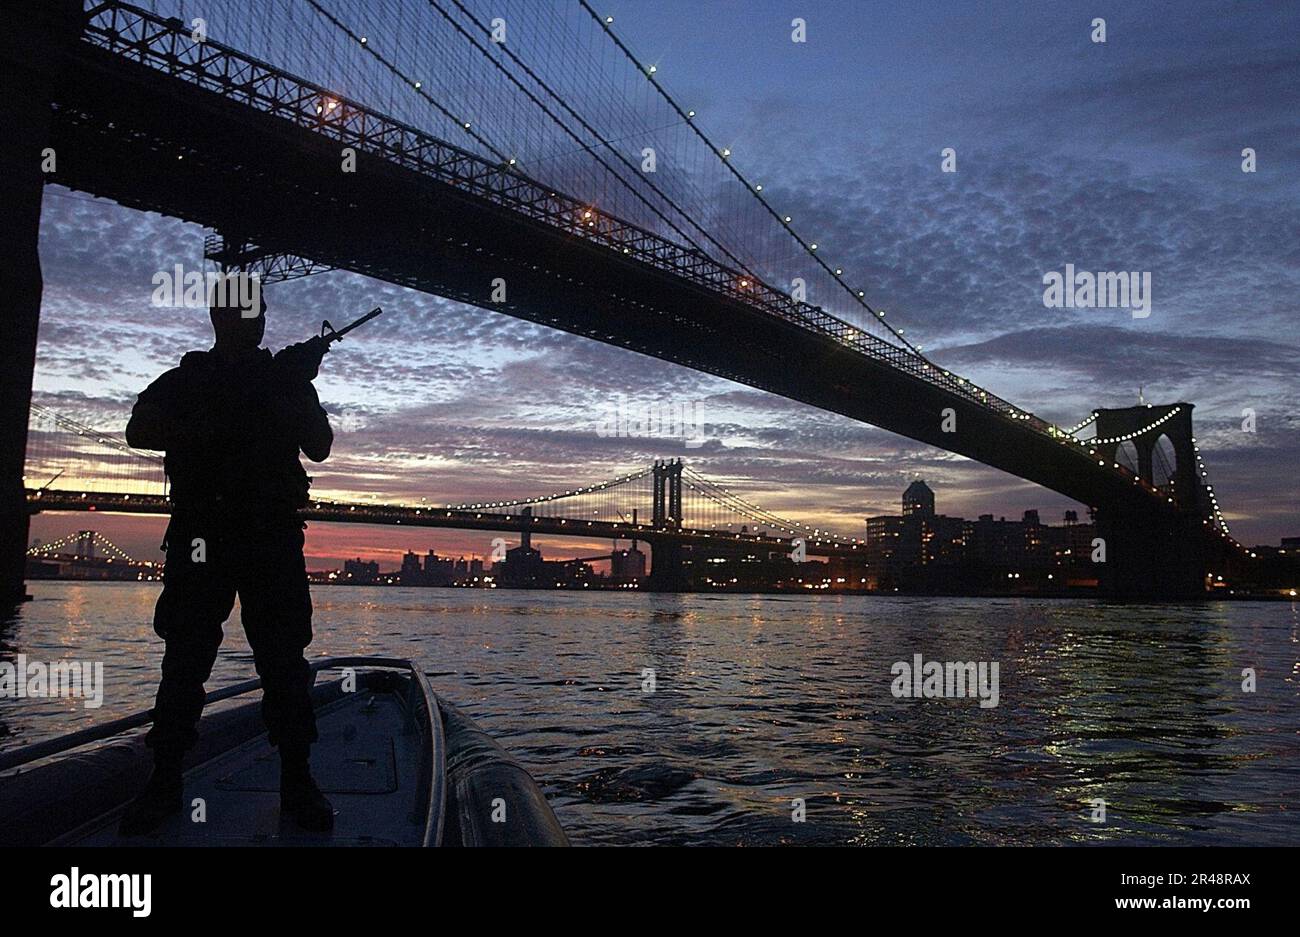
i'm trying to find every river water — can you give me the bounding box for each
[3,582,1297,845]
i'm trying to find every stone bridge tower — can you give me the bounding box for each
[1091,404,1199,506]
[1089,403,1208,597]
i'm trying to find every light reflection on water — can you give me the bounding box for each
[3,583,1297,845]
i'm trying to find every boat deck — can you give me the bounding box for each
[58,689,429,847]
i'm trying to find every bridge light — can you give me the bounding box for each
[414,81,421,89]
[755,184,763,191]
[687,110,695,118]
[721,148,731,158]
[647,65,657,74]
[359,37,367,45]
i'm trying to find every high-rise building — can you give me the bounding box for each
[400,550,423,583]
[902,479,935,517]
[865,516,904,558]
[423,551,455,586]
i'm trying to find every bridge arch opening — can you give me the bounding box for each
[1152,433,1177,492]
[1115,441,1140,477]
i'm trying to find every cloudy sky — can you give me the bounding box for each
[29,0,1300,569]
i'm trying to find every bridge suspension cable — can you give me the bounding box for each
[1191,439,1231,535]
[1062,411,1098,437]
[431,0,771,284]
[578,0,926,361]
[25,402,168,497]
[287,0,914,355]
[445,468,652,511]
[29,404,162,465]
[298,0,789,315]
[682,469,856,543]
[299,0,513,165]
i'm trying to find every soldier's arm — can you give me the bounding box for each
[274,381,333,463]
[299,384,333,463]
[125,370,193,451]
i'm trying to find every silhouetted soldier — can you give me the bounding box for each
[119,284,335,835]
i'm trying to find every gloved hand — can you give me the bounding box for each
[274,335,330,383]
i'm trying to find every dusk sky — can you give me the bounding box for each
[28,0,1300,569]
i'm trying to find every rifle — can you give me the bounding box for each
[275,306,384,381]
[319,306,384,345]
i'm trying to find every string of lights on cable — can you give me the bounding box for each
[580,0,927,361]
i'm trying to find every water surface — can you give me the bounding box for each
[3,583,1297,845]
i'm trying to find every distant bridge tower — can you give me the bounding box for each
[75,530,96,560]
[651,458,683,529]
[647,459,687,591]
[1090,403,1208,597]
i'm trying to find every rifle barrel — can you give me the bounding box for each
[327,306,383,343]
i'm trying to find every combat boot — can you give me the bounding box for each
[279,745,335,832]
[119,752,183,836]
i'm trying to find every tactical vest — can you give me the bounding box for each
[161,349,311,520]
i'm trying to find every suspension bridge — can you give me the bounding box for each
[23,404,865,589]
[0,0,1251,599]
[25,528,162,582]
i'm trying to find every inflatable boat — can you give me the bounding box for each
[0,657,568,847]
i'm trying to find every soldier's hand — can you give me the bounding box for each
[275,336,330,382]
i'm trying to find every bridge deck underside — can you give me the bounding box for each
[45,36,1175,523]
